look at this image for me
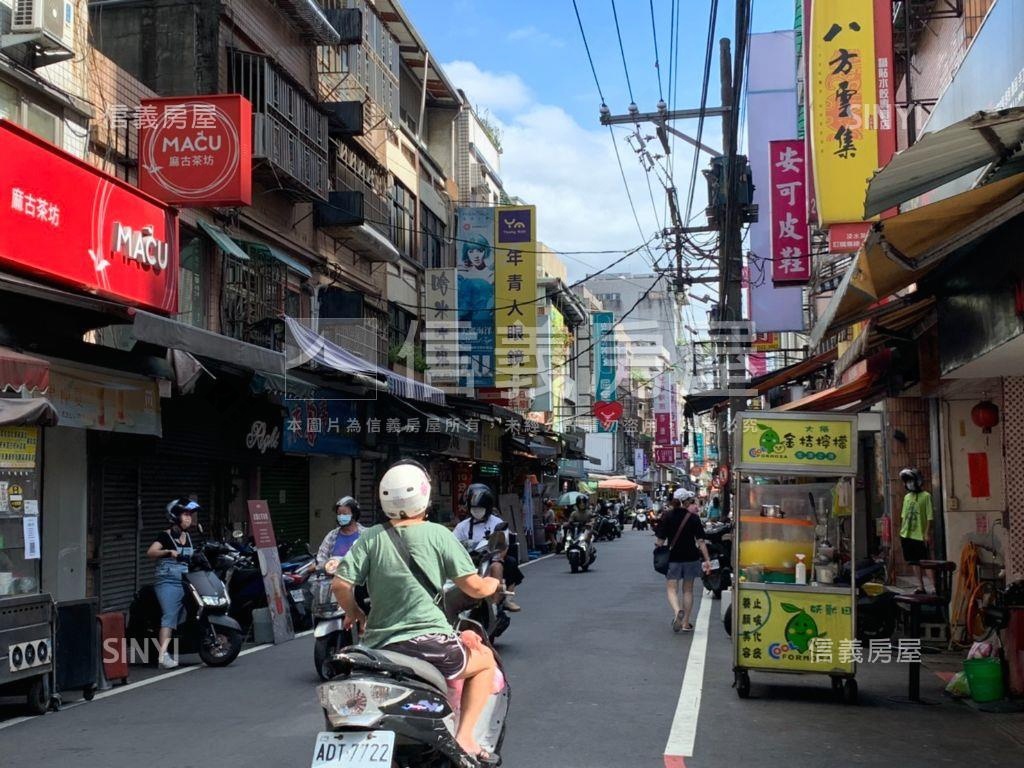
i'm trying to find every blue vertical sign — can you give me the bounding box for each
[456,207,495,388]
[695,433,705,464]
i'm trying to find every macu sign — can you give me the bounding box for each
[0,120,178,313]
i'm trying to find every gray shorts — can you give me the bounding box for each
[666,560,702,581]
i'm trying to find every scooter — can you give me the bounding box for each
[632,511,649,531]
[841,559,899,642]
[459,526,514,643]
[701,520,734,599]
[218,534,314,632]
[312,558,353,681]
[127,546,244,667]
[564,522,597,574]
[593,513,621,541]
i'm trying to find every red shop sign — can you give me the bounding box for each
[0,120,178,314]
[138,95,253,207]
[769,139,810,285]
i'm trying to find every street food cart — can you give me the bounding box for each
[731,412,859,703]
[0,426,54,714]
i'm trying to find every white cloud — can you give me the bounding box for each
[444,61,677,278]
[507,26,564,47]
[443,60,533,113]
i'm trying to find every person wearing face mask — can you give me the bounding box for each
[898,468,933,593]
[146,498,200,669]
[454,484,522,612]
[655,489,712,633]
[316,496,366,566]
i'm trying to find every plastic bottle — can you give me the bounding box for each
[795,553,807,585]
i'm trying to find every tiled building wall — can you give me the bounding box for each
[1002,377,1024,582]
[894,0,995,148]
[885,397,932,574]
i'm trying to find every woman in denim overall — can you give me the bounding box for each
[146,499,199,669]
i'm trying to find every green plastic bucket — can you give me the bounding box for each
[963,658,1005,703]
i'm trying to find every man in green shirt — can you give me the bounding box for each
[899,467,933,593]
[333,459,501,764]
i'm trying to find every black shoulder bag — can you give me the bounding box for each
[653,511,693,575]
[384,525,444,608]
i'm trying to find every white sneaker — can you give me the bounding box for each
[159,653,179,670]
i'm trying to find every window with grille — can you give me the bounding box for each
[419,204,447,269]
[221,252,286,351]
[392,181,415,260]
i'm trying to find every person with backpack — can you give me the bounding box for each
[655,489,712,633]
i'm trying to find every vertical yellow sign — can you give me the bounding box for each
[494,205,537,389]
[809,0,879,226]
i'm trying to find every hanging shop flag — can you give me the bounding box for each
[424,267,460,391]
[752,332,782,352]
[873,0,897,172]
[769,139,811,284]
[809,0,879,226]
[655,413,672,445]
[494,205,538,390]
[0,120,178,314]
[592,310,618,433]
[138,95,253,207]
[456,207,496,388]
[654,447,676,465]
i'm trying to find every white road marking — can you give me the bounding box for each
[519,554,555,568]
[663,596,713,766]
[0,630,315,731]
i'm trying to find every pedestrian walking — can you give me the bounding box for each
[655,489,712,633]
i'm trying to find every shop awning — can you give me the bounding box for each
[284,316,444,405]
[0,397,58,426]
[0,347,50,394]
[775,357,886,412]
[244,242,313,279]
[865,107,1024,217]
[810,173,1024,348]
[749,349,838,394]
[683,392,729,416]
[331,223,401,264]
[198,220,250,262]
[131,309,286,374]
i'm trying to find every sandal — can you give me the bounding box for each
[473,750,502,766]
[671,611,685,633]
[681,624,695,632]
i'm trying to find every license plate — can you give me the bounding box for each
[311,731,395,767]
[291,589,307,603]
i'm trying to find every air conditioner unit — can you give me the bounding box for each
[11,0,66,49]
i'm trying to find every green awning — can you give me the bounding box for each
[243,242,313,279]
[197,220,249,261]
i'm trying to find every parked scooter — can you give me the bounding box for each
[841,558,898,642]
[564,521,597,574]
[218,533,315,632]
[701,520,734,599]
[127,544,244,666]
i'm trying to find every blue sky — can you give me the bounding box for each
[402,0,795,277]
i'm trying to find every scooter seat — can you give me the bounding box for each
[341,646,448,693]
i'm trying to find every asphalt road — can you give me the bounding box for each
[3,529,1024,768]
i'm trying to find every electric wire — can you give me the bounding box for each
[649,0,665,102]
[610,0,636,103]
[571,0,607,105]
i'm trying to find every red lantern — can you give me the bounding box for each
[971,400,1000,434]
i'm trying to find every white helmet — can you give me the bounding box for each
[379,460,431,519]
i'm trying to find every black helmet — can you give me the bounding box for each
[166,497,200,525]
[334,495,361,521]
[463,483,497,511]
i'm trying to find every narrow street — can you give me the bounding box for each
[4,531,1023,767]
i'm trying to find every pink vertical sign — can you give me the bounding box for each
[769,139,810,285]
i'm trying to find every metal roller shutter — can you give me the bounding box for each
[98,458,141,613]
[260,457,310,547]
[137,457,215,587]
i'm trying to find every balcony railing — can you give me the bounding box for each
[227,48,329,201]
